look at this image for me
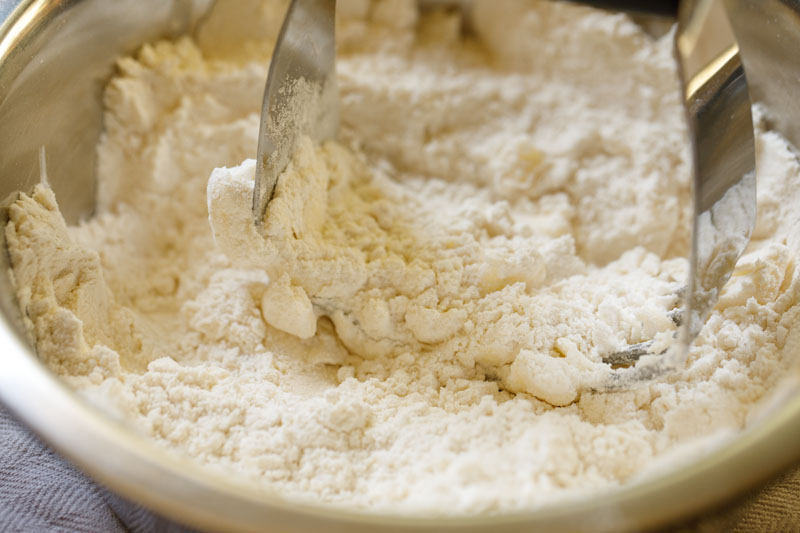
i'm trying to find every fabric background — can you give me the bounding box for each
[668,466,800,532]
[0,406,191,533]
[0,403,797,532]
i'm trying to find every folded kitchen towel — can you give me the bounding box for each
[0,406,191,533]
[0,403,798,532]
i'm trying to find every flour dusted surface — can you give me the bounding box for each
[5,0,800,514]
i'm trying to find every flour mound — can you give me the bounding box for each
[208,138,683,405]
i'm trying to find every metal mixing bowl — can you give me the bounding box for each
[1,0,799,531]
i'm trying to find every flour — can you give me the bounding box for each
[207,139,677,405]
[5,0,800,515]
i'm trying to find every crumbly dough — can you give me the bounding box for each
[208,138,678,406]
[5,0,800,514]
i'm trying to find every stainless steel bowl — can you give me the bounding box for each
[1,1,799,531]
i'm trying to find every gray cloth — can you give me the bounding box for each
[1,402,798,532]
[0,406,191,533]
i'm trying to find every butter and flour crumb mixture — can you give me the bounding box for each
[6,0,800,513]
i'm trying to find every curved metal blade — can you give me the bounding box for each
[252,0,338,224]
[601,0,756,387]
[677,0,756,347]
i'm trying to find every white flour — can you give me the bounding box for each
[5,0,800,514]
